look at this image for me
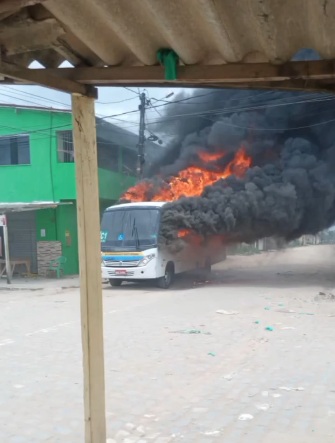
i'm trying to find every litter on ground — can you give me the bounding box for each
[169,329,211,335]
[238,414,254,421]
[216,310,239,315]
[279,386,304,391]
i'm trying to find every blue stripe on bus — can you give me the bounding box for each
[103,256,143,261]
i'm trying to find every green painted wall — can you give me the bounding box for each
[0,105,136,275]
[36,208,57,241]
[98,168,135,200]
[0,106,135,203]
[36,204,79,275]
[55,203,79,275]
[0,108,69,202]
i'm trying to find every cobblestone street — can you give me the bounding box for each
[1,245,335,442]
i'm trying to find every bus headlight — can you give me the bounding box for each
[138,253,155,267]
[101,257,106,266]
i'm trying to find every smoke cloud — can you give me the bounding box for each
[126,87,335,246]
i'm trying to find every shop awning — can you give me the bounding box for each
[0,201,72,214]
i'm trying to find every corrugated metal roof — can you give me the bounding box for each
[1,0,335,69]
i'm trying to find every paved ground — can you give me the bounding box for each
[1,245,335,442]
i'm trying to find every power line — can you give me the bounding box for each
[150,89,272,105]
[123,86,140,95]
[0,85,142,107]
[199,116,335,131]
[141,95,335,125]
[99,91,335,124]
[97,96,140,105]
[99,91,216,121]
[0,92,52,107]
[1,90,335,142]
[0,86,71,108]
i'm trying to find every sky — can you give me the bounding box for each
[0,76,190,141]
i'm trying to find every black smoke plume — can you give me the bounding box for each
[133,87,335,246]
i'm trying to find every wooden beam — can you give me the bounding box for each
[72,95,106,443]
[1,77,334,93]
[197,80,335,94]
[23,60,335,86]
[0,0,46,13]
[0,61,96,96]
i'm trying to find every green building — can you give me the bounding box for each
[0,104,157,276]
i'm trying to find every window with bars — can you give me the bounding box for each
[57,131,74,163]
[97,137,119,172]
[0,134,30,165]
[57,130,123,171]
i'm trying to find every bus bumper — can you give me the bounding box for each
[101,261,158,280]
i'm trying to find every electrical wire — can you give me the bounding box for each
[140,95,335,126]
[0,85,141,107]
[1,90,335,142]
[99,91,335,124]
[96,96,140,105]
[123,86,140,95]
[0,86,71,108]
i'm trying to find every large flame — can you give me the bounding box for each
[122,147,251,203]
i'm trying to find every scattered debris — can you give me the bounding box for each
[277,309,296,313]
[281,326,296,330]
[261,391,269,397]
[136,425,146,436]
[202,430,220,436]
[315,291,335,302]
[169,329,211,335]
[208,352,216,357]
[265,326,274,331]
[247,388,259,398]
[223,373,235,381]
[273,393,282,398]
[255,320,260,324]
[171,433,184,439]
[264,307,271,310]
[216,310,239,315]
[255,403,270,411]
[279,386,304,391]
[238,414,254,421]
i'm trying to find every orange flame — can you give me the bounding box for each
[177,229,191,238]
[177,228,203,246]
[122,147,251,203]
[197,151,226,162]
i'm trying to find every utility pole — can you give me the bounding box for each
[137,92,146,180]
[136,90,173,179]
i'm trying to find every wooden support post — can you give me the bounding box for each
[71,94,106,443]
[0,214,11,284]
[3,217,11,285]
